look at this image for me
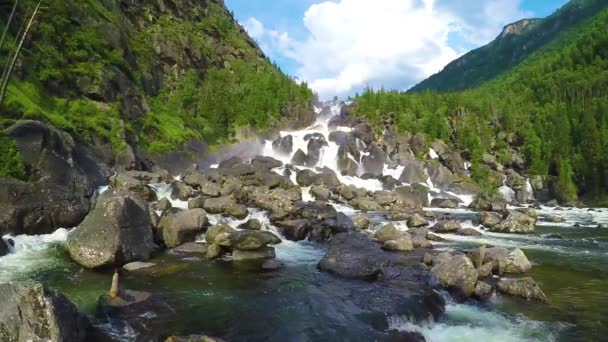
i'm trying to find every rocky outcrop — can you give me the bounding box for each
[159,209,208,248]
[66,190,156,268]
[0,121,109,236]
[490,210,536,233]
[0,282,93,341]
[431,255,478,300]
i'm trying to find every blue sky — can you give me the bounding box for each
[225,0,570,98]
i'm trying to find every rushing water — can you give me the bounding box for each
[1,103,607,341]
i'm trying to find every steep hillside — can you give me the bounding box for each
[0,0,314,169]
[354,1,608,203]
[409,0,608,93]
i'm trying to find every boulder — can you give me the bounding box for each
[351,198,384,211]
[337,145,359,176]
[205,224,236,245]
[123,261,156,271]
[170,180,196,201]
[291,149,309,166]
[225,203,248,219]
[238,219,262,230]
[160,209,208,248]
[432,220,462,233]
[362,144,386,176]
[382,238,414,252]
[427,164,455,189]
[411,235,433,249]
[490,211,536,234]
[353,214,370,230]
[272,135,294,155]
[457,228,482,236]
[202,196,236,214]
[470,247,532,274]
[394,185,429,209]
[398,160,427,184]
[229,231,281,250]
[0,282,93,341]
[480,212,502,228]
[311,185,332,201]
[407,213,429,227]
[497,277,547,302]
[232,246,276,261]
[374,224,403,242]
[274,219,311,241]
[172,242,208,255]
[469,194,507,212]
[318,232,390,280]
[66,191,156,268]
[474,281,493,299]
[430,198,459,209]
[447,181,482,196]
[296,169,316,186]
[431,255,478,300]
[199,180,221,197]
[0,238,9,257]
[166,335,224,342]
[251,156,282,171]
[206,243,222,259]
[153,197,172,212]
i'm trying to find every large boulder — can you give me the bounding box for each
[394,185,429,209]
[432,220,462,233]
[479,212,502,228]
[469,194,507,212]
[431,255,478,300]
[382,238,414,252]
[228,231,281,250]
[490,211,536,234]
[111,172,158,201]
[272,135,294,155]
[427,163,455,189]
[361,144,385,176]
[0,282,93,341]
[351,198,384,211]
[66,190,156,268]
[374,224,403,242]
[202,196,236,214]
[0,238,9,257]
[497,277,547,302]
[274,219,312,241]
[337,145,359,176]
[430,198,459,209]
[470,247,532,274]
[1,121,109,236]
[398,160,427,184]
[160,209,208,248]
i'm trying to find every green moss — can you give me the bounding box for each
[0,131,27,180]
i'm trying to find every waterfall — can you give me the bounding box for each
[499,175,516,203]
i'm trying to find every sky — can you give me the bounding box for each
[225,0,569,99]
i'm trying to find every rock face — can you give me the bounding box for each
[66,190,156,268]
[160,209,208,248]
[0,282,93,341]
[0,121,109,236]
[431,255,478,300]
[491,210,536,233]
[497,277,547,302]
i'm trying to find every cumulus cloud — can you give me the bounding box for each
[244,0,531,99]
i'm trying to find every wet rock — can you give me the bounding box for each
[432,220,462,233]
[469,194,507,212]
[0,282,93,341]
[439,151,467,176]
[306,138,327,166]
[516,207,538,218]
[474,281,493,299]
[153,197,172,212]
[123,261,156,271]
[490,210,536,234]
[206,243,222,259]
[202,196,236,214]
[471,246,532,274]
[426,233,443,241]
[238,219,262,230]
[170,180,196,201]
[352,123,374,144]
[374,224,403,242]
[199,180,221,197]
[497,277,547,302]
[0,238,9,257]
[351,198,384,211]
[541,214,566,223]
[275,219,311,241]
[272,135,294,155]
[407,213,429,227]
[172,242,208,255]
[430,198,459,209]
[229,231,281,251]
[296,169,316,186]
[476,261,494,278]
[411,235,433,249]
[225,203,248,219]
[394,185,429,209]
[480,212,502,228]
[111,173,158,202]
[218,156,242,169]
[457,228,482,236]
[311,185,332,201]
[337,145,359,176]
[261,258,284,271]
[382,238,414,252]
[205,224,236,245]
[251,156,283,171]
[353,214,370,230]
[448,181,482,196]
[427,163,455,189]
[66,190,156,268]
[431,255,478,300]
[160,209,208,248]
[398,160,427,184]
[362,144,386,176]
[232,246,276,261]
[291,149,309,166]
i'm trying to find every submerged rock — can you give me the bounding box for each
[172,242,208,255]
[66,190,156,268]
[232,246,276,261]
[0,282,93,341]
[497,277,547,302]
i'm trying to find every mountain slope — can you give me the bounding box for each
[354,1,608,203]
[409,0,608,93]
[0,0,314,169]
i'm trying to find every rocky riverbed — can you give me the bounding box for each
[1,103,607,341]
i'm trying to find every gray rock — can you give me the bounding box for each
[431,255,478,300]
[353,214,370,230]
[291,149,309,166]
[311,185,332,201]
[225,203,248,219]
[457,228,482,236]
[469,246,532,274]
[238,219,262,230]
[274,219,311,241]
[398,160,427,184]
[261,258,284,271]
[202,196,236,214]
[172,242,208,254]
[407,213,429,227]
[497,277,547,302]
[272,135,294,155]
[66,191,156,268]
[430,198,459,209]
[432,220,462,233]
[160,209,208,248]
[153,197,172,212]
[0,282,92,341]
[0,238,9,257]
[199,180,221,197]
[491,211,536,234]
[205,224,237,245]
[170,180,196,201]
[206,243,222,259]
[474,281,493,299]
[229,231,281,250]
[469,194,507,212]
[232,246,276,261]
[351,198,384,211]
[480,212,502,228]
[374,224,403,242]
[123,261,156,271]
[382,238,414,252]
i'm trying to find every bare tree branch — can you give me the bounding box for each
[0,0,19,54]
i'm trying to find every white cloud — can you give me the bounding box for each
[243,0,531,99]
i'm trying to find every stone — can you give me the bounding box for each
[474,281,493,299]
[229,230,282,250]
[480,212,502,228]
[123,261,156,271]
[398,160,428,184]
[274,219,311,241]
[173,242,208,254]
[232,246,276,261]
[411,235,433,249]
[353,214,370,230]
[291,149,309,166]
[66,191,156,268]
[225,203,249,219]
[432,220,462,233]
[469,194,507,212]
[407,213,429,227]
[170,180,196,201]
[160,209,208,248]
[272,135,294,155]
[490,211,536,234]
[423,253,434,266]
[476,262,494,278]
[206,244,222,259]
[426,233,443,241]
[166,335,224,342]
[205,224,236,245]
[0,238,9,257]
[457,228,482,236]
[430,198,459,209]
[311,185,332,201]
[261,259,284,271]
[199,181,221,197]
[188,196,205,209]
[351,198,384,211]
[497,277,547,302]
[202,196,236,214]
[0,282,93,341]
[153,197,172,212]
[431,255,478,300]
[475,247,532,274]
[374,224,403,242]
[382,238,414,252]
[238,219,262,230]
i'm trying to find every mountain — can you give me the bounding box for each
[409,0,608,93]
[354,0,608,203]
[0,0,314,170]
